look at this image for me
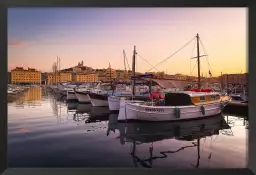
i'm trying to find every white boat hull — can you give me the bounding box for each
[91,98,109,107]
[108,96,148,111]
[108,96,121,111]
[118,99,229,122]
[75,92,91,103]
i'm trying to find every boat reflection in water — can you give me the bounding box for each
[68,102,110,123]
[108,114,231,168]
[67,102,78,111]
[84,106,109,123]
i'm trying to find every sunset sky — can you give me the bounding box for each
[8,8,247,76]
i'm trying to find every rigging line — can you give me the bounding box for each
[125,52,131,71]
[190,39,197,77]
[199,38,213,73]
[206,56,213,73]
[136,53,160,72]
[126,56,131,71]
[191,60,198,77]
[123,51,127,71]
[199,38,208,55]
[147,36,196,72]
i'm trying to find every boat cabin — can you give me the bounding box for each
[157,92,221,106]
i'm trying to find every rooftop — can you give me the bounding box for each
[12,67,40,72]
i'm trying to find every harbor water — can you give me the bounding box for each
[8,87,248,168]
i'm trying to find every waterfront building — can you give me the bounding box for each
[60,72,72,82]
[173,73,188,81]
[98,75,109,82]
[47,74,60,85]
[74,73,98,82]
[11,67,41,85]
[220,73,248,86]
[105,68,117,79]
[116,70,132,80]
[47,72,72,85]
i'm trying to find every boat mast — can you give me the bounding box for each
[196,33,201,90]
[109,63,112,82]
[109,62,114,94]
[123,50,127,72]
[59,56,60,75]
[132,46,136,96]
[221,71,223,91]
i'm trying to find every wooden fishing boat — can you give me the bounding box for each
[118,34,231,122]
[118,91,231,121]
[108,95,149,111]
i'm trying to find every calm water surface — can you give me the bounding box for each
[8,87,248,168]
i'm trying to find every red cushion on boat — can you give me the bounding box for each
[189,88,213,92]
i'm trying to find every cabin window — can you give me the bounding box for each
[211,95,216,100]
[199,96,206,102]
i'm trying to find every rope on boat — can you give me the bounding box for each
[174,107,180,119]
[190,39,197,77]
[123,50,131,71]
[200,105,205,115]
[136,53,160,72]
[147,36,196,72]
[199,38,213,76]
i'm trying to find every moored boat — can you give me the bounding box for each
[74,89,91,104]
[108,95,149,111]
[89,92,109,107]
[118,91,231,122]
[118,34,232,122]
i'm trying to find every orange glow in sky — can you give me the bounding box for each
[8,8,247,76]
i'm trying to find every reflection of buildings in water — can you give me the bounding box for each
[107,114,230,168]
[16,87,42,102]
[14,87,42,108]
[41,87,48,97]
